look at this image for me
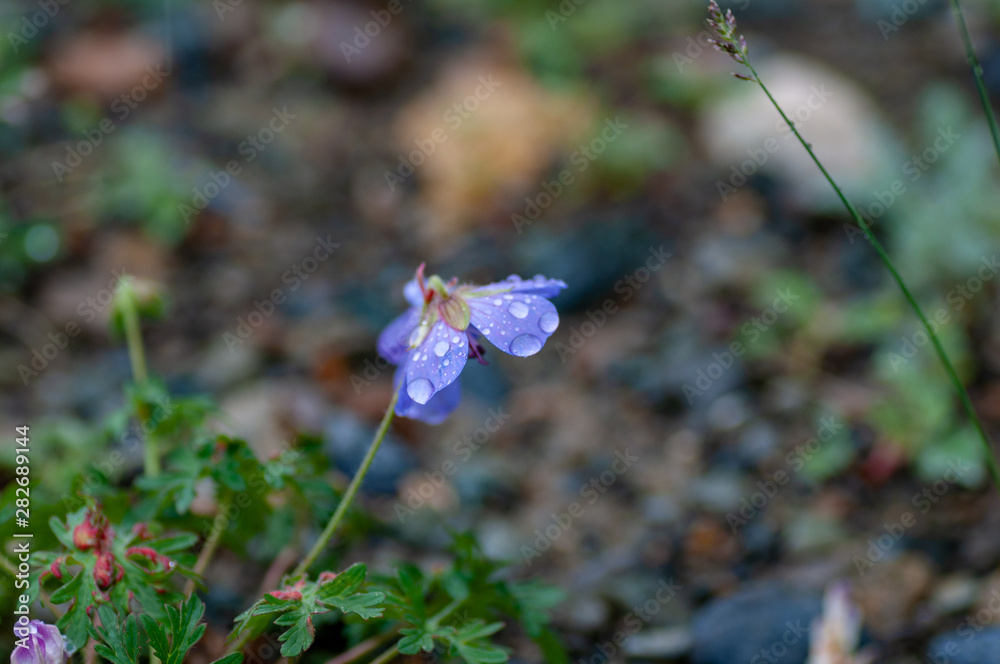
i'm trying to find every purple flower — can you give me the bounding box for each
[11,620,71,664]
[378,265,566,423]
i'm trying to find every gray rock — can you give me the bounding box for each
[691,584,822,664]
[927,628,1000,664]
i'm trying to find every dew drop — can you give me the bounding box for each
[407,378,434,404]
[509,334,542,356]
[493,298,503,306]
[451,335,461,343]
[508,301,529,319]
[443,359,450,366]
[539,311,559,333]
[481,328,490,335]
[434,340,449,357]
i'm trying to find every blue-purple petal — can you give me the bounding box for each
[468,275,567,299]
[403,279,424,307]
[467,292,560,357]
[377,307,421,364]
[402,322,469,404]
[394,368,461,424]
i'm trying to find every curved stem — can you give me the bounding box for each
[185,496,232,596]
[744,59,1000,495]
[293,388,400,577]
[948,0,1000,168]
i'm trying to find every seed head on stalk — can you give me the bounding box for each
[706,0,755,81]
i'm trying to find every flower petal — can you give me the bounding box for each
[467,293,560,357]
[377,307,421,364]
[403,279,424,307]
[468,274,567,299]
[394,368,461,424]
[402,322,469,404]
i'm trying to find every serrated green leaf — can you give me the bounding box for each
[276,611,315,657]
[317,562,366,598]
[325,591,385,619]
[398,627,436,654]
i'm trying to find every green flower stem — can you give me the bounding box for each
[742,57,1000,495]
[948,0,1000,168]
[118,278,158,478]
[119,280,149,385]
[292,388,400,578]
[185,496,232,597]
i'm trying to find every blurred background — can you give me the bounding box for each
[4,0,1000,661]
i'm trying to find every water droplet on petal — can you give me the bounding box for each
[407,378,434,404]
[510,334,542,356]
[482,328,490,335]
[451,335,460,343]
[508,301,529,318]
[539,311,559,333]
[493,299,503,306]
[443,359,450,366]
[434,340,449,357]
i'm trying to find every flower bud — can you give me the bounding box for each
[72,515,100,551]
[93,552,123,590]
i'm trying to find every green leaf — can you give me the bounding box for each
[230,564,385,658]
[317,562,366,597]
[398,627,436,655]
[326,591,386,619]
[89,606,141,664]
[142,596,208,664]
[211,655,244,664]
[276,609,315,657]
[212,652,243,664]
